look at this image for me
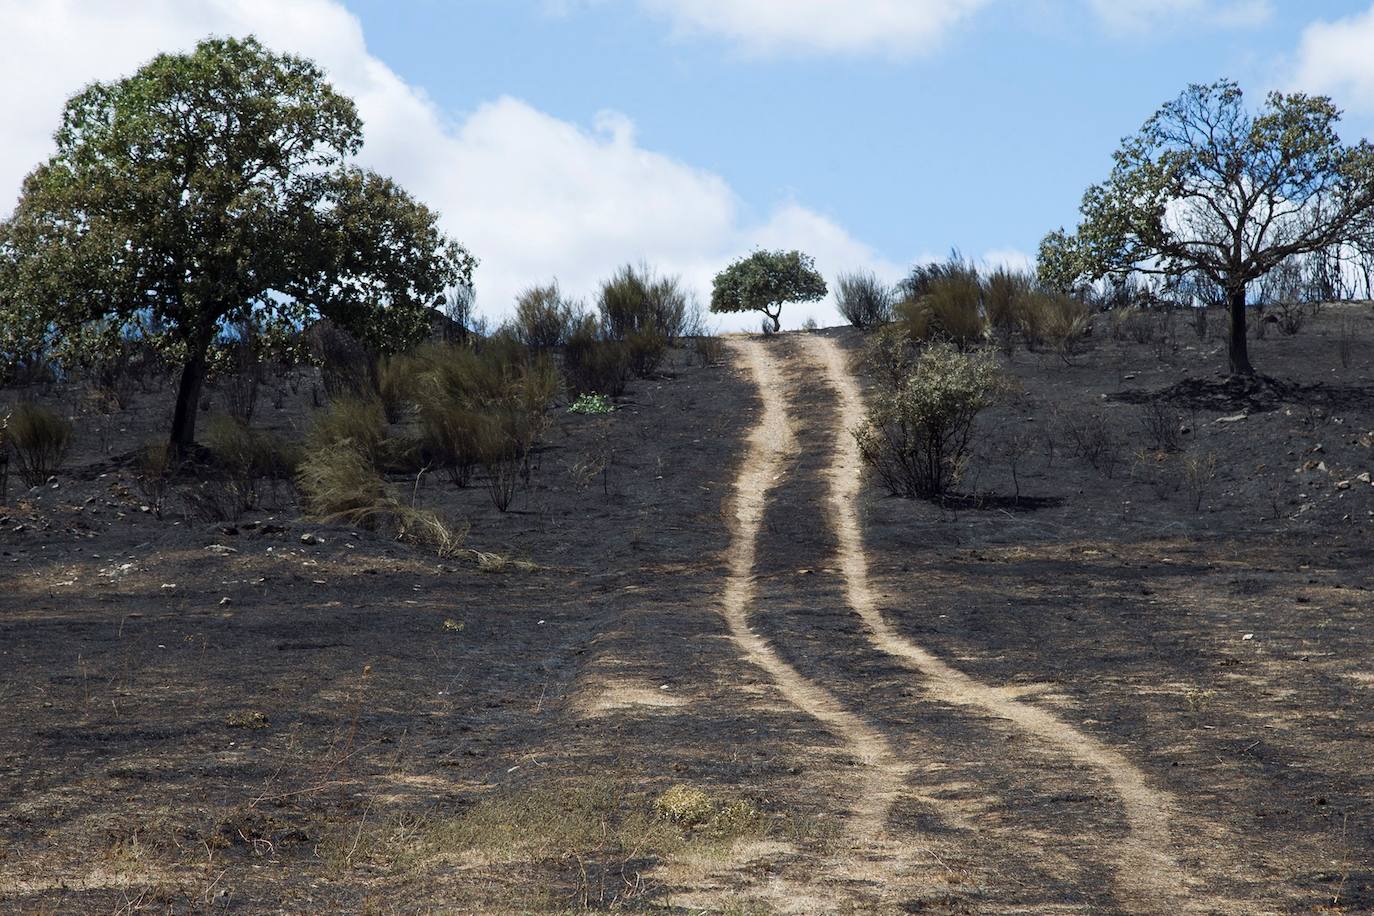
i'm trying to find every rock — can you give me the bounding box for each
[220,597,233,606]
[1217,413,1248,424]
[1357,472,1372,485]
[300,532,323,546]
[1337,480,1352,491]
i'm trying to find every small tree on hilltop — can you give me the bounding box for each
[0,36,475,451]
[710,249,827,334]
[1039,79,1374,377]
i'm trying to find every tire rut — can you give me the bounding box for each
[721,338,908,849]
[800,333,1200,913]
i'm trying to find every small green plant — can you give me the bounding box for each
[5,401,73,487]
[569,393,614,415]
[654,785,714,827]
[855,344,1009,498]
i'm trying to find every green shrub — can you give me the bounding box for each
[863,323,918,393]
[307,397,387,466]
[836,271,894,329]
[4,402,73,487]
[915,272,987,348]
[569,393,614,415]
[513,282,579,352]
[623,327,668,378]
[854,344,1008,498]
[407,343,556,507]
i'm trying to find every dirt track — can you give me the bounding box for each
[726,336,1200,913]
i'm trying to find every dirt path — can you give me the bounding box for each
[722,339,909,855]
[800,334,1199,912]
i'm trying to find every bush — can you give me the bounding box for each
[306,320,373,398]
[864,323,918,393]
[897,270,987,349]
[307,397,387,467]
[204,414,300,516]
[599,263,690,345]
[513,283,580,352]
[563,316,629,396]
[296,443,465,556]
[1019,290,1093,361]
[4,402,73,487]
[408,343,557,507]
[375,352,420,424]
[836,271,894,329]
[133,440,174,517]
[854,344,1007,498]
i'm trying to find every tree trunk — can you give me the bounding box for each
[1227,284,1254,377]
[169,340,210,453]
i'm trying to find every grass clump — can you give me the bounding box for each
[307,396,387,466]
[855,343,1009,499]
[4,401,73,487]
[598,262,689,378]
[204,414,300,516]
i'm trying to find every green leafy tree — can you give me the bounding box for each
[0,36,474,449]
[710,249,827,333]
[1039,79,1374,376]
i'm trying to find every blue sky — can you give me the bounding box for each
[4,1,1374,327]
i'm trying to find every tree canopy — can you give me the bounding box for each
[0,36,474,448]
[1038,79,1374,376]
[710,249,827,333]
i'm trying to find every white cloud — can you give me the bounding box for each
[1292,4,1374,114]
[1085,0,1272,34]
[636,0,991,56]
[0,0,903,330]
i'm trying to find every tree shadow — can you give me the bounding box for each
[1110,375,1374,414]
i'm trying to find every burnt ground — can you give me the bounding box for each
[1,304,1373,914]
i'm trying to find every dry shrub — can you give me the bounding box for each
[1020,290,1093,361]
[691,333,725,367]
[296,444,464,557]
[863,323,917,393]
[984,268,1032,333]
[1062,412,1123,477]
[1184,450,1218,512]
[307,397,387,467]
[204,414,300,516]
[306,320,373,398]
[562,315,629,397]
[514,282,580,352]
[598,263,689,346]
[133,440,175,517]
[375,352,420,423]
[4,401,73,487]
[898,271,987,349]
[836,271,894,329]
[854,343,1008,498]
[408,343,557,510]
